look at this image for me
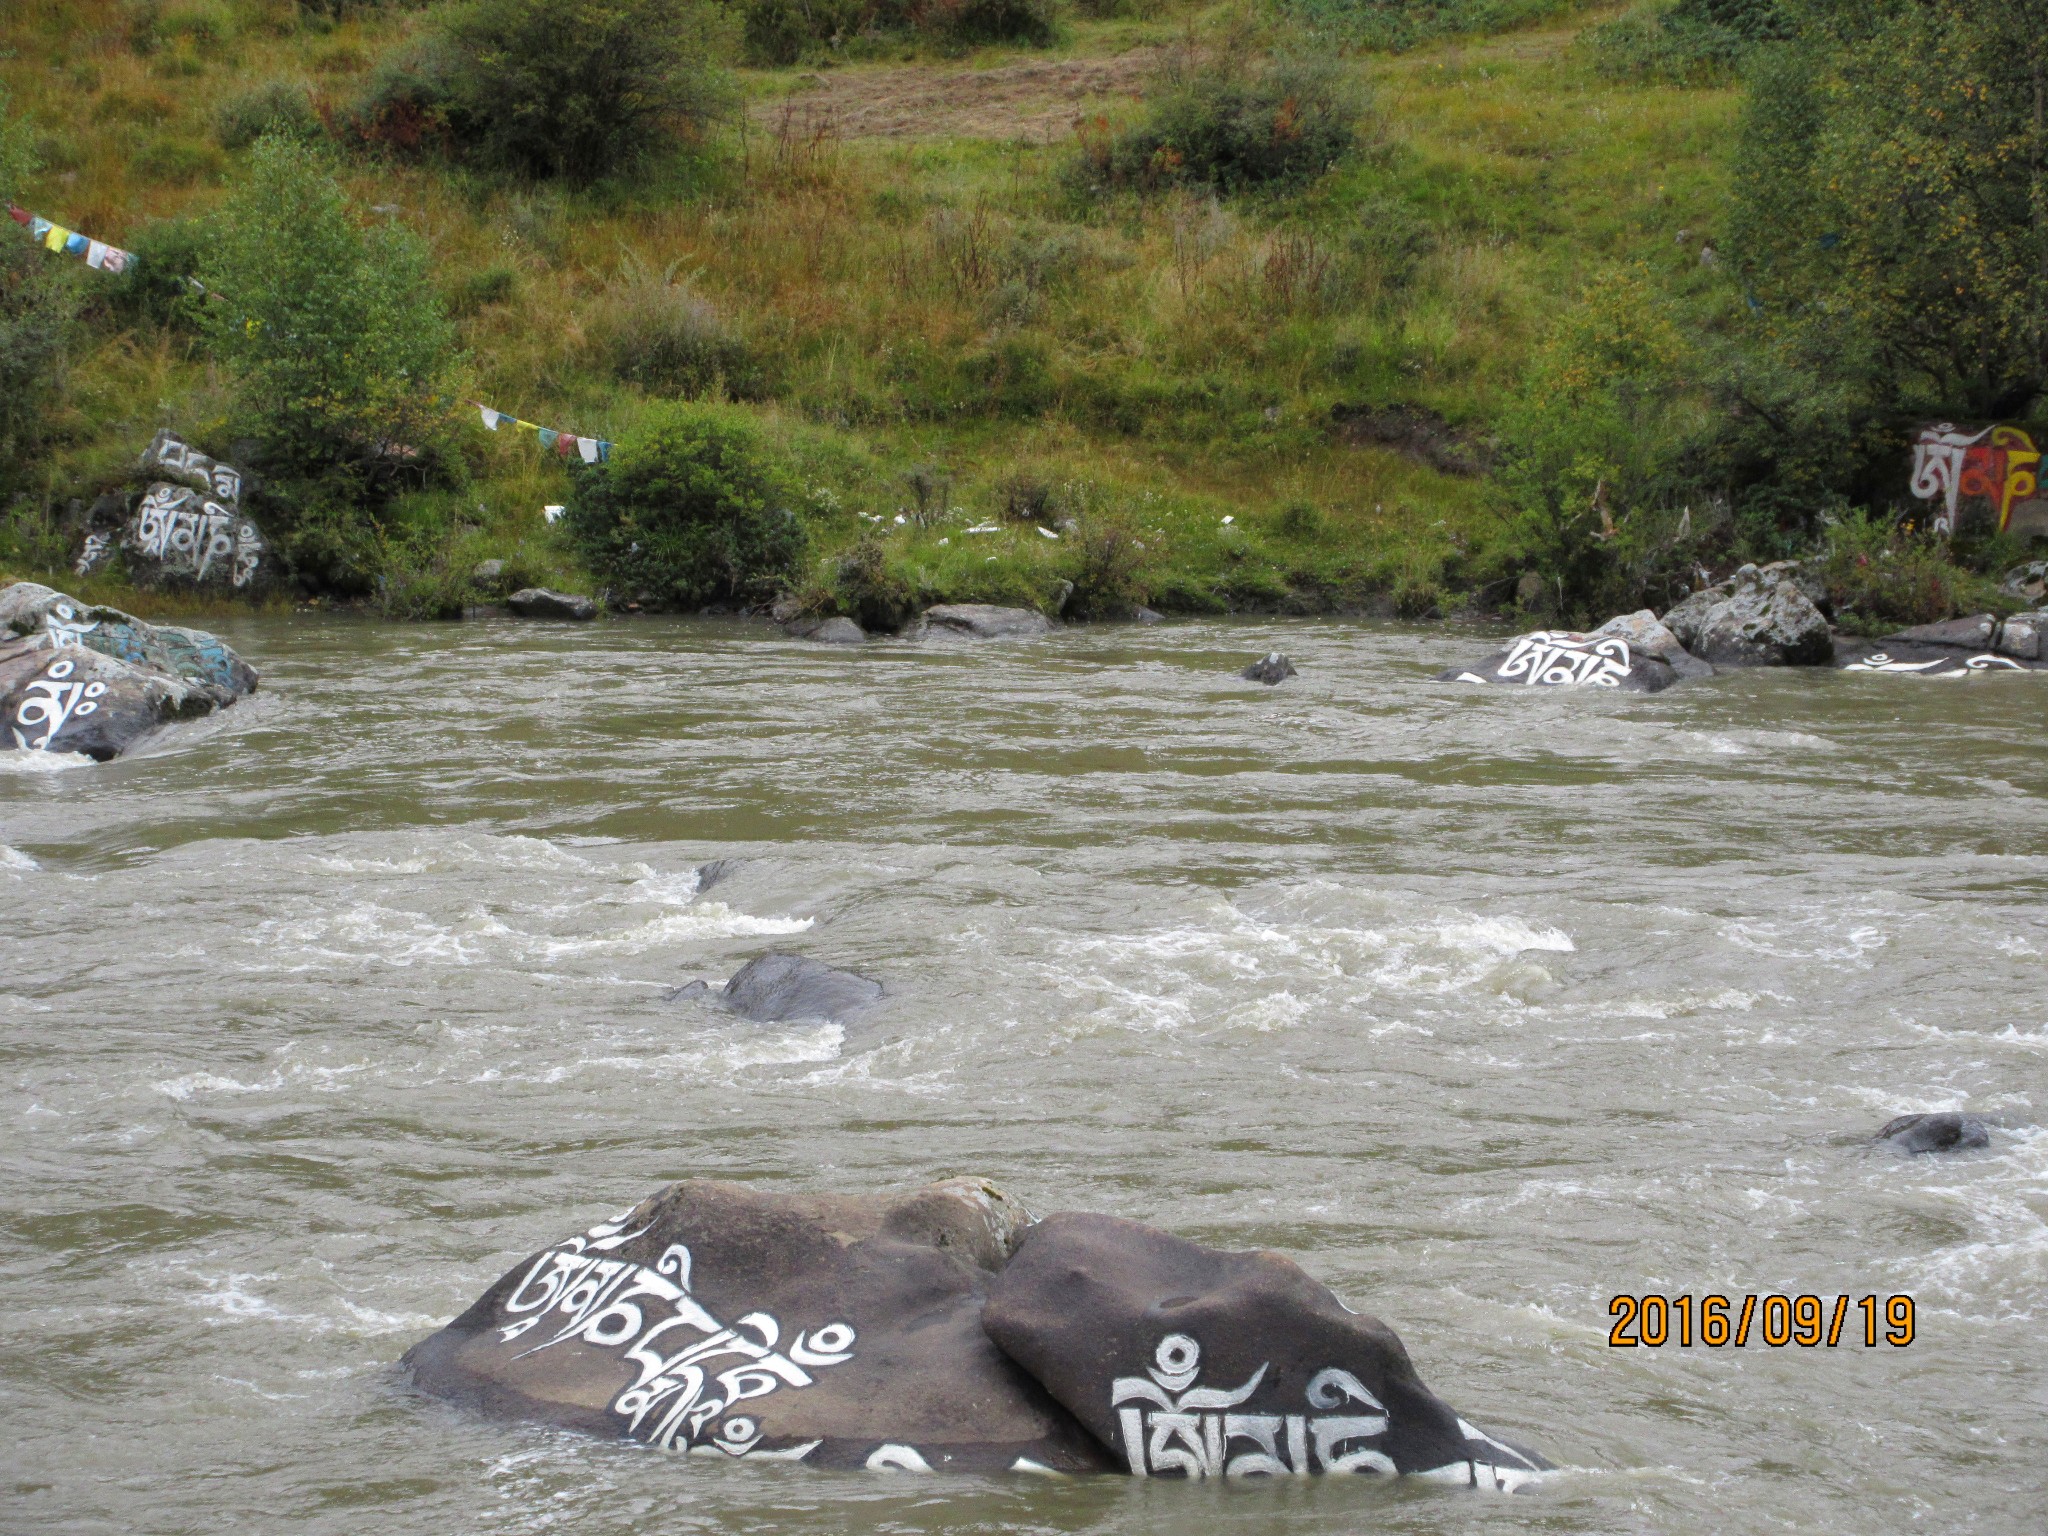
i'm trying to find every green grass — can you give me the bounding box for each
[0,0,1745,621]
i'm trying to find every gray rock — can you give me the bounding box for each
[917,604,1052,640]
[1441,628,1683,692]
[139,428,244,506]
[1876,1112,1990,1154]
[1660,564,1831,667]
[472,559,506,586]
[1133,607,1164,626]
[1891,614,1998,650]
[507,587,598,621]
[784,615,865,645]
[2000,560,2048,605]
[402,1178,1113,1474]
[1835,610,2048,673]
[1591,609,1713,680]
[695,858,742,891]
[718,952,882,1023]
[123,482,271,595]
[1997,612,2045,661]
[1242,652,1297,684]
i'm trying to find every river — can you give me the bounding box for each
[4,614,2043,1534]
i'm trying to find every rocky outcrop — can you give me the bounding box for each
[1591,610,1714,680]
[1662,563,1832,667]
[73,431,273,595]
[406,1184,1547,1485]
[1836,611,2048,674]
[982,1211,1548,1487]
[402,1178,1114,1474]
[916,605,1052,640]
[507,588,598,621]
[784,615,865,645]
[1242,652,1297,684]
[0,583,258,759]
[1876,1113,1991,1154]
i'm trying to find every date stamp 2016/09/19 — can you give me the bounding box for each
[1608,1294,1916,1348]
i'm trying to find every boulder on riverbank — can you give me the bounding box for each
[1836,611,2048,674]
[507,588,598,621]
[916,604,1053,640]
[71,432,274,596]
[1661,563,1832,667]
[402,1178,1114,1474]
[983,1211,1549,1487]
[0,583,258,759]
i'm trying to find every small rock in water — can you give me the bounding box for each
[718,952,882,1023]
[784,615,865,645]
[695,857,742,891]
[1242,652,1296,684]
[1133,607,1163,626]
[917,604,1053,640]
[1875,1112,1991,1154]
[507,587,597,621]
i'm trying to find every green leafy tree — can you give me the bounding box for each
[566,403,808,609]
[199,134,459,587]
[1732,0,2048,419]
[0,86,73,503]
[439,0,738,180]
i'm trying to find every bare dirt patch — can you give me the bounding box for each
[751,50,1160,144]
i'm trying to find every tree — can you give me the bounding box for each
[198,135,458,586]
[1732,0,2048,420]
[440,0,738,180]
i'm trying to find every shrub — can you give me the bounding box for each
[1275,498,1324,540]
[588,253,767,398]
[1813,510,1988,632]
[831,534,917,629]
[198,135,460,586]
[1069,50,1364,197]
[337,42,457,158]
[1584,0,1791,84]
[133,135,226,185]
[926,0,1059,46]
[435,0,738,180]
[564,403,808,609]
[739,0,1059,64]
[108,217,210,331]
[1277,0,1580,51]
[448,262,518,315]
[1062,519,1152,618]
[216,79,326,150]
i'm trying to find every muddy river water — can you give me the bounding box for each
[3,614,2044,1534]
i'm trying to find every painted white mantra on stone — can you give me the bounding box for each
[74,532,111,577]
[12,655,106,750]
[1494,631,1632,687]
[142,430,243,506]
[1909,423,1992,534]
[1843,651,2024,674]
[1112,1333,1394,1478]
[493,1212,856,1460]
[131,486,265,587]
[38,601,100,650]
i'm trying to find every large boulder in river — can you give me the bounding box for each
[1442,626,1681,691]
[916,604,1053,640]
[982,1211,1547,1486]
[402,1178,1113,1474]
[0,583,258,759]
[1875,1112,1991,1154]
[1834,611,2048,674]
[721,952,882,1022]
[1661,563,1832,667]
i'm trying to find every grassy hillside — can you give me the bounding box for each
[1,0,1746,620]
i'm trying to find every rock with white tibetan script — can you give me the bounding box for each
[1834,611,2048,675]
[401,1178,1114,1475]
[1439,629,1679,692]
[980,1211,1549,1488]
[0,583,256,759]
[140,428,247,505]
[124,482,272,594]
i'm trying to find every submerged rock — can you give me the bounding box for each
[1441,628,1682,692]
[508,588,598,621]
[917,604,1052,640]
[402,1178,1113,1474]
[1875,1113,1991,1154]
[717,952,882,1023]
[784,615,865,645]
[1242,652,1297,685]
[1661,564,1831,667]
[0,583,258,760]
[981,1211,1548,1487]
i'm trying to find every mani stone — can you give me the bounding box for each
[980,1211,1549,1487]
[1876,1113,1991,1154]
[0,582,259,760]
[401,1178,1113,1475]
[1440,628,1682,692]
[507,587,598,621]
[916,604,1053,640]
[1242,652,1297,684]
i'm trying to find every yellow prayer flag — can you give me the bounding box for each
[43,225,70,252]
